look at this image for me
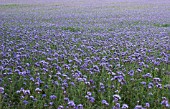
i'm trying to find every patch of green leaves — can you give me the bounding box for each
[0,4,32,9]
[61,27,81,32]
[153,23,170,27]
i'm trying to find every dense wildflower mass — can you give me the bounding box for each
[0,0,170,109]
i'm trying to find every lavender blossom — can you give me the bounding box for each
[68,100,75,107]
[0,87,4,94]
[113,94,121,102]
[50,95,57,100]
[122,104,129,109]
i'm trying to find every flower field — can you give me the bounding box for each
[0,0,170,109]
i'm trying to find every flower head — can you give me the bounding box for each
[113,94,121,102]
[89,97,95,103]
[145,103,150,108]
[50,95,57,100]
[68,100,75,107]
[102,100,109,106]
[77,104,83,109]
[23,100,29,105]
[122,104,128,109]
[0,87,4,94]
[134,105,143,109]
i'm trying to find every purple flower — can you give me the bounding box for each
[161,97,170,107]
[70,82,75,86]
[23,100,29,105]
[44,103,49,107]
[102,100,109,106]
[87,92,92,96]
[140,81,146,85]
[142,73,152,78]
[42,94,46,98]
[35,88,42,93]
[89,97,95,103]
[148,82,154,89]
[128,70,134,76]
[64,97,69,102]
[50,95,57,100]
[30,77,34,82]
[30,96,34,99]
[0,87,4,93]
[134,105,143,109]
[23,90,30,95]
[153,78,161,83]
[156,83,162,89]
[164,84,170,89]
[58,105,64,109]
[68,100,75,107]
[93,65,100,72]
[137,68,142,73]
[113,94,121,102]
[85,95,89,99]
[122,104,128,109]
[112,103,120,109]
[49,102,53,106]
[145,103,150,108]
[77,104,83,109]
[102,100,107,104]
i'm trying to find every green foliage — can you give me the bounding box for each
[61,27,81,32]
[153,23,170,27]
